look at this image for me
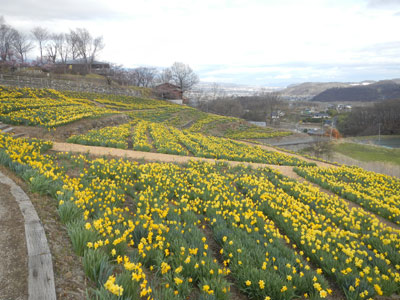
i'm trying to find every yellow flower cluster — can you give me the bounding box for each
[104,275,123,296]
[131,120,152,151]
[225,126,291,139]
[3,132,400,299]
[239,166,400,298]
[148,122,188,155]
[0,86,117,128]
[296,166,400,224]
[63,90,171,110]
[68,122,132,149]
[71,119,310,166]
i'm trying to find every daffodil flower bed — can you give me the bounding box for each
[127,106,192,124]
[148,122,189,155]
[68,120,311,166]
[294,166,400,224]
[3,132,400,299]
[237,167,400,299]
[67,123,132,149]
[62,90,172,110]
[0,86,117,128]
[188,113,291,139]
[225,127,291,139]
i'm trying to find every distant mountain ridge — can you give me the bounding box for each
[282,82,353,98]
[281,81,378,100]
[311,80,400,102]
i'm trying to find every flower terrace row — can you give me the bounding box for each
[0,86,117,127]
[68,120,312,166]
[0,133,326,299]
[2,133,400,299]
[294,166,400,225]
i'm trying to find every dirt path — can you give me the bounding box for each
[52,142,275,168]
[0,182,28,300]
[0,169,57,300]
[0,166,89,300]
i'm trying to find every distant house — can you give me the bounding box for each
[312,113,330,119]
[153,83,187,104]
[63,59,110,74]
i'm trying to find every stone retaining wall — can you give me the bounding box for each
[0,73,141,97]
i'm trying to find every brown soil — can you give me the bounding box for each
[0,165,90,300]
[11,113,130,142]
[0,182,28,300]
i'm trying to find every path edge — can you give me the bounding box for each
[0,170,56,300]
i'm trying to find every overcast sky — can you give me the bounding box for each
[2,0,400,86]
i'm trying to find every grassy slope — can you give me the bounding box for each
[333,142,400,165]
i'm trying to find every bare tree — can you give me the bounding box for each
[157,68,173,85]
[168,62,199,95]
[130,67,158,87]
[56,33,69,63]
[45,33,58,63]
[72,28,104,72]
[66,30,79,60]
[31,26,49,64]
[210,82,225,100]
[12,30,34,63]
[257,90,282,124]
[0,18,18,62]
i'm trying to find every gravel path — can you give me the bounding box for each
[0,182,28,300]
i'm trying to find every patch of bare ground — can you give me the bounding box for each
[11,113,130,142]
[0,182,28,300]
[0,165,91,300]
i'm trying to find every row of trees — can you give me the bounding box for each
[111,62,199,94]
[0,16,199,94]
[0,16,104,69]
[337,99,400,136]
[197,90,284,122]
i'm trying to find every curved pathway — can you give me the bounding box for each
[0,171,56,300]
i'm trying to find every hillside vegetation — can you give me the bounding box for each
[312,80,400,102]
[1,86,400,300]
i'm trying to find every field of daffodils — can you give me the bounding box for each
[0,86,399,300]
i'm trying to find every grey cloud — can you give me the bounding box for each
[197,61,400,87]
[359,41,400,59]
[0,0,124,21]
[367,0,400,9]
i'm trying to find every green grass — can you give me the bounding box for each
[333,142,400,165]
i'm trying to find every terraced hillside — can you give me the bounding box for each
[1,86,400,300]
